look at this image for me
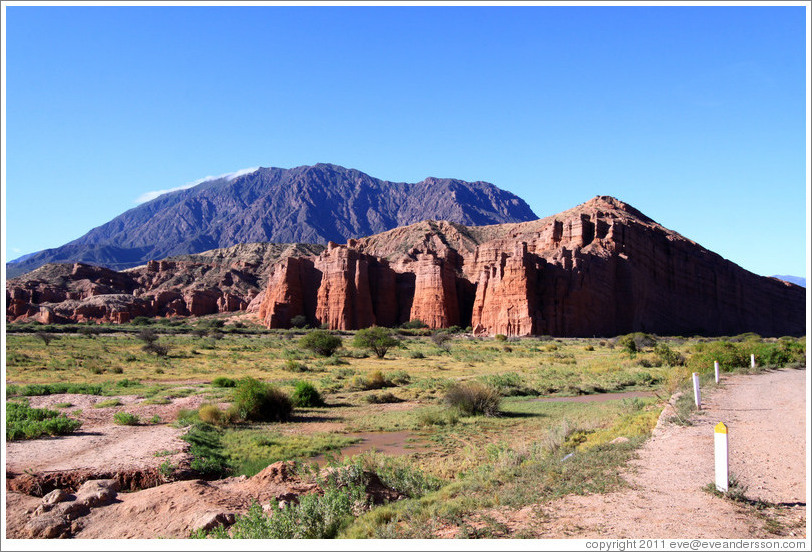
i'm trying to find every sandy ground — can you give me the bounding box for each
[471,367,807,539]
[5,393,218,477]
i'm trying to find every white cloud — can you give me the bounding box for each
[134,167,261,204]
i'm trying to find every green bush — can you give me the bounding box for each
[653,343,685,367]
[353,327,400,359]
[290,315,308,328]
[292,381,325,407]
[113,412,140,425]
[212,377,237,388]
[494,334,507,342]
[195,483,365,539]
[444,382,501,416]
[230,377,293,422]
[300,331,343,357]
[6,402,83,440]
[689,341,750,371]
[400,319,428,329]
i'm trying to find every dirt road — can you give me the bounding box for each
[495,367,807,538]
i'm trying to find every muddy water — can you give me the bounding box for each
[530,390,657,403]
[310,430,433,465]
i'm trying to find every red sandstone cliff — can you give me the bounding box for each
[7,197,806,337]
[257,196,805,337]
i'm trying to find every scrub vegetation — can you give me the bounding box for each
[5,319,805,538]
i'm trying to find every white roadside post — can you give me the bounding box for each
[693,372,701,410]
[751,354,756,368]
[714,361,720,383]
[715,422,729,492]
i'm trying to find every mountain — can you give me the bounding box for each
[5,164,537,279]
[772,275,806,288]
[7,196,806,337]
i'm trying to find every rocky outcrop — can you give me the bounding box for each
[258,196,805,337]
[7,196,806,337]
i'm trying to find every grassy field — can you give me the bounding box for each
[5,320,805,537]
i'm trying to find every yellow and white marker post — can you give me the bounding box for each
[714,361,720,383]
[751,354,756,368]
[715,422,729,492]
[692,372,701,410]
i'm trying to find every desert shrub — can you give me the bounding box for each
[143,341,169,357]
[196,483,365,539]
[137,328,159,344]
[654,343,685,366]
[320,356,349,366]
[400,319,428,329]
[300,330,343,357]
[430,332,452,351]
[619,332,657,355]
[198,404,228,425]
[35,331,56,346]
[229,377,293,422]
[688,341,750,371]
[408,351,425,359]
[113,412,140,425]
[353,327,400,359]
[291,381,325,407]
[6,402,83,440]
[282,360,310,373]
[351,370,389,391]
[212,377,237,388]
[386,370,410,385]
[416,407,460,427]
[364,392,403,404]
[290,315,308,328]
[444,382,501,416]
[618,334,638,355]
[494,334,507,342]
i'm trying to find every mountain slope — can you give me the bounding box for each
[6,163,537,278]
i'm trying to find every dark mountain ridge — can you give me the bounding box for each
[6,163,537,278]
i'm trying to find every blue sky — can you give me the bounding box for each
[3,3,809,278]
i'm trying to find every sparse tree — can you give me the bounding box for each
[353,327,400,359]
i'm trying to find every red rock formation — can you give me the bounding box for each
[7,196,806,337]
[470,242,540,336]
[405,252,461,329]
[314,244,376,330]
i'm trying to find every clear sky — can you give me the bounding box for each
[2,2,809,279]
